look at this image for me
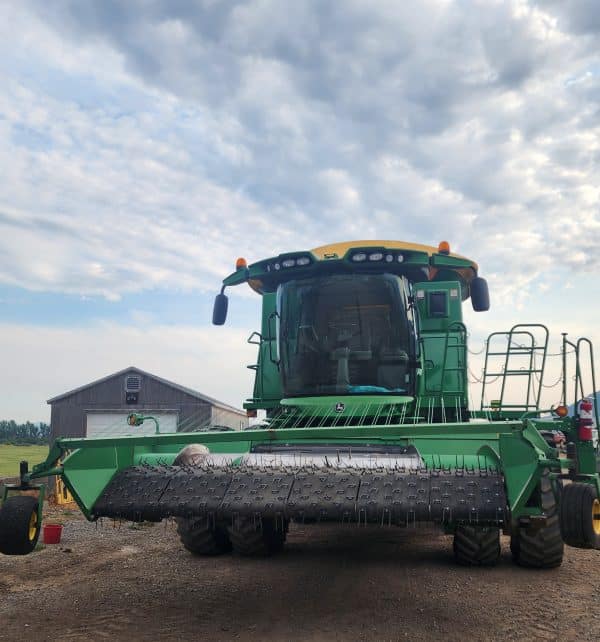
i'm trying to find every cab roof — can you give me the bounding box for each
[310,240,477,269]
[222,239,480,297]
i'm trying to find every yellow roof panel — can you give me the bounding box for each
[310,239,477,268]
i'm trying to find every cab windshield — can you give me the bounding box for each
[277,273,414,397]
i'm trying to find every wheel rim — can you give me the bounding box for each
[592,499,600,536]
[28,511,38,542]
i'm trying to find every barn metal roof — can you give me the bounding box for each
[46,366,247,416]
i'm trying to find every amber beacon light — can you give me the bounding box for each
[438,241,451,255]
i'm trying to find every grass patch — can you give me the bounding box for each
[0,444,49,479]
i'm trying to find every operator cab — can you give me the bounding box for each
[212,240,489,411]
[277,273,415,396]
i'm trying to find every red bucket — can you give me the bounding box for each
[43,524,63,545]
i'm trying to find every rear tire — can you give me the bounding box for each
[0,495,41,556]
[511,473,563,568]
[560,482,600,549]
[453,525,500,566]
[176,518,232,556]
[227,517,288,556]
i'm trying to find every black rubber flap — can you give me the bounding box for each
[356,470,430,525]
[92,465,507,525]
[286,468,360,522]
[429,468,506,523]
[158,466,232,518]
[220,467,294,518]
[93,466,177,521]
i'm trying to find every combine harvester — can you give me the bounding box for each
[2,240,600,567]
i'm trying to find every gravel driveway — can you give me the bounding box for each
[1,511,599,641]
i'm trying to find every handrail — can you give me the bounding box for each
[562,334,599,434]
[439,321,467,395]
[480,324,549,412]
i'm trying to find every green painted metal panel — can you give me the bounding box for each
[499,432,542,517]
[21,412,582,526]
[414,281,463,333]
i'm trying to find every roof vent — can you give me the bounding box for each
[125,375,141,392]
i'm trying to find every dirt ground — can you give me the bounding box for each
[1,508,599,642]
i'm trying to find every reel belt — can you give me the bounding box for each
[92,465,507,525]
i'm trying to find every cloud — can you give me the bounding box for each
[0,1,599,418]
[0,1,597,306]
[536,1,600,36]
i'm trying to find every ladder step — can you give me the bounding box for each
[484,370,543,377]
[486,348,546,355]
[483,404,538,410]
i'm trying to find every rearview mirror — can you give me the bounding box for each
[471,277,490,312]
[212,292,229,325]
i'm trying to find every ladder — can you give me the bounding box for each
[419,322,468,423]
[439,321,467,396]
[480,324,549,415]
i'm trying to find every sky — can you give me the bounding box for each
[0,0,599,422]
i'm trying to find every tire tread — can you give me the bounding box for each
[560,482,600,549]
[513,474,563,568]
[453,525,500,566]
[227,517,287,557]
[0,495,40,556]
[176,518,232,556]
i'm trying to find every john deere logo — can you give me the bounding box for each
[335,402,345,413]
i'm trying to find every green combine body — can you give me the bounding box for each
[2,239,600,567]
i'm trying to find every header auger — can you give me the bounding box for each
[2,239,600,567]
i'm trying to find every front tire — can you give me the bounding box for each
[453,525,500,566]
[176,518,232,556]
[0,495,41,555]
[511,473,563,568]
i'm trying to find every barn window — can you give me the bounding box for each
[125,375,141,392]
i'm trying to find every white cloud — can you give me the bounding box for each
[0,1,599,418]
[0,1,597,303]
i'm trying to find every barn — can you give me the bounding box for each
[47,366,248,440]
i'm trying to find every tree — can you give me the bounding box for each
[0,420,51,444]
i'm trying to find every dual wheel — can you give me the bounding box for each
[176,516,288,557]
[510,473,563,568]
[173,447,288,557]
[0,495,42,555]
[454,473,564,568]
